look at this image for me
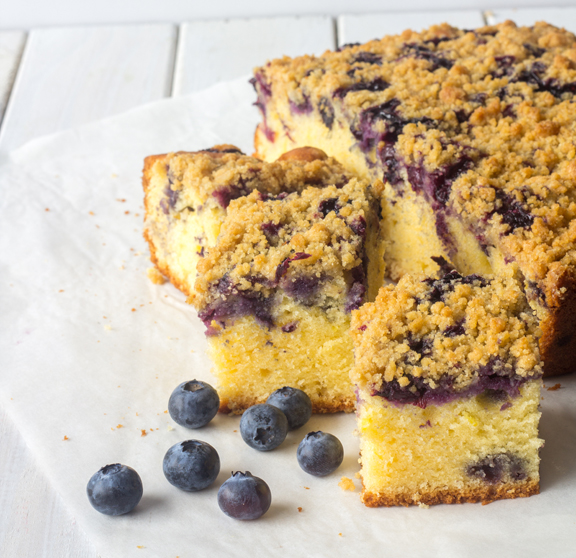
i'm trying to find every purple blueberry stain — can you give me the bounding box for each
[423,269,487,304]
[275,252,311,282]
[318,97,335,129]
[372,359,533,408]
[212,178,252,209]
[523,43,545,58]
[318,197,340,217]
[282,274,325,306]
[352,51,382,65]
[203,147,244,155]
[261,222,282,245]
[334,77,390,98]
[345,264,366,313]
[289,94,313,115]
[466,452,527,484]
[491,190,534,233]
[514,61,576,98]
[281,322,299,333]
[444,320,465,337]
[405,148,477,210]
[401,42,454,71]
[337,42,361,51]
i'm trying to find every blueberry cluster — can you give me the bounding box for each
[87,382,343,521]
[241,388,343,476]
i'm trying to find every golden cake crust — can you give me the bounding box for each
[219,394,355,415]
[361,478,540,507]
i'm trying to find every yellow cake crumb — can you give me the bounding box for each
[339,477,356,491]
[147,266,166,285]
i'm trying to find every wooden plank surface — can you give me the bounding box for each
[0,408,96,558]
[0,24,177,153]
[0,31,26,127]
[337,9,486,46]
[173,16,335,96]
[486,7,576,31]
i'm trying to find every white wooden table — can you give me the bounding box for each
[2,7,576,556]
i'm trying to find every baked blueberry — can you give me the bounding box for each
[266,387,312,430]
[217,471,271,520]
[163,440,220,491]
[86,464,143,516]
[297,431,344,476]
[168,380,220,429]
[239,404,288,451]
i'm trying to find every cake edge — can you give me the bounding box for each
[361,478,540,507]
[219,396,355,415]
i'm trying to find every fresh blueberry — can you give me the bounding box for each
[168,380,220,429]
[266,387,312,430]
[163,440,220,491]
[217,471,271,520]
[239,404,288,451]
[297,431,344,476]
[86,463,143,515]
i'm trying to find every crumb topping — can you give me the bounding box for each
[147,146,353,211]
[192,179,379,319]
[254,21,576,285]
[350,272,542,393]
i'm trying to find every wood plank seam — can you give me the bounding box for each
[0,32,28,133]
[167,23,180,98]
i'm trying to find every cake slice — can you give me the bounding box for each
[191,178,385,414]
[350,269,543,507]
[143,145,353,295]
[251,21,576,377]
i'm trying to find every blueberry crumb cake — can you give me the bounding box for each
[252,20,576,377]
[143,145,353,295]
[191,179,385,414]
[350,270,543,507]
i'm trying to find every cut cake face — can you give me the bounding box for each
[191,179,385,414]
[251,21,576,377]
[350,271,543,506]
[143,145,353,296]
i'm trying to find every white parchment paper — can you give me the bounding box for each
[1,77,576,558]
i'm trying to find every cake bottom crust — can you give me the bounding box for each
[361,479,539,507]
[219,395,355,415]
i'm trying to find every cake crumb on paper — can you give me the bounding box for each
[117,424,123,429]
[339,477,355,491]
[147,267,166,285]
[354,472,361,479]
[137,546,145,549]
[338,533,343,537]
[141,429,147,437]
[62,435,69,441]
[547,383,562,391]
[297,507,303,512]
[304,487,310,490]
[167,425,174,431]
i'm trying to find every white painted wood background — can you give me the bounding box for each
[0,7,574,557]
